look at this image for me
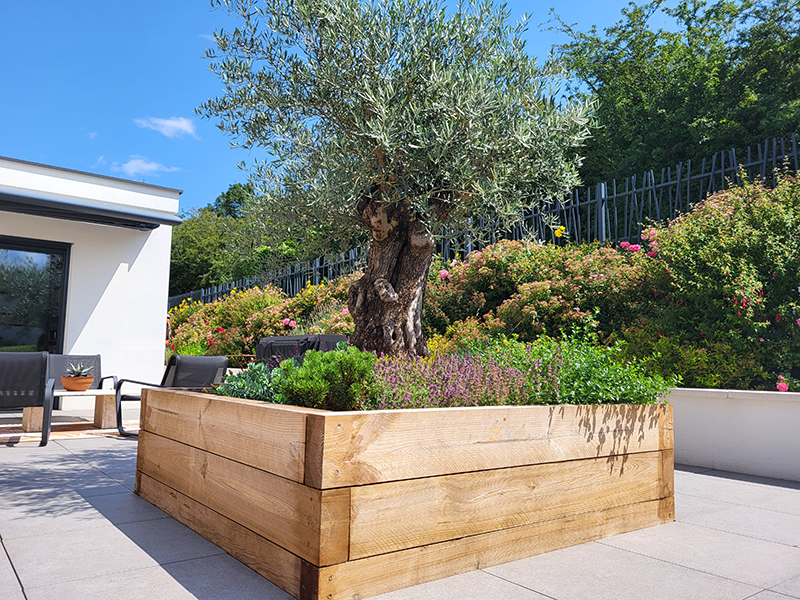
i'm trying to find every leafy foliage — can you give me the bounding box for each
[423,239,655,341]
[272,347,379,411]
[199,0,592,260]
[215,361,280,401]
[551,0,800,184]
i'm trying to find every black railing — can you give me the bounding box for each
[169,133,799,309]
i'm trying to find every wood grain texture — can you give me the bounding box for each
[313,498,673,600]
[141,389,309,482]
[660,402,674,450]
[315,404,671,488]
[136,430,349,566]
[349,451,665,559]
[137,472,302,597]
[93,394,116,429]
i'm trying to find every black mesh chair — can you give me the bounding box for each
[114,354,228,437]
[0,352,56,446]
[48,354,117,409]
[255,334,347,366]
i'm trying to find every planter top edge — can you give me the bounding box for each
[148,389,668,416]
[669,387,800,403]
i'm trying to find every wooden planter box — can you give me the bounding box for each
[135,389,674,600]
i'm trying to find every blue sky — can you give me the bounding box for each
[0,1,662,214]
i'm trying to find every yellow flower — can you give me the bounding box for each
[554,226,566,238]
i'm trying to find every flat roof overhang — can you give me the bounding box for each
[0,186,182,231]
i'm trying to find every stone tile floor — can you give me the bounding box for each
[1,424,799,600]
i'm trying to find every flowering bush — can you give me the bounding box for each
[635,174,800,385]
[169,286,287,356]
[424,240,656,344]
[216,329,674,410]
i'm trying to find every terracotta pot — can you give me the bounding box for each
[60,376,95,392]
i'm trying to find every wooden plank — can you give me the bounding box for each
[309,497,673,600]
[136,430,349,566]
[305,404,671,488]
[21,407,43,432]
[660,448,675,498]
[314,404,671,488]
[349,451,665,559]
[141,389,310,482]
[660,402,674,450]
[93,394,116,429]
[137,472,302,598]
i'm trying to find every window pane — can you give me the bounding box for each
[0,247,66,353]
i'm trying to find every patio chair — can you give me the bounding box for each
[114,354,228,437]
[0,351,56,446]
[255,334,347,366]
[48,354,118,409]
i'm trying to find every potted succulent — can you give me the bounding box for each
[60,362,95,391]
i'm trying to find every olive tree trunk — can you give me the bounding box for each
[347,197,437,357]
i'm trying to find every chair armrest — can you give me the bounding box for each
[98,375,118,389]
[115,378,163,391]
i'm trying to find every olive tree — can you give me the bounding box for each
[199,0,591,357]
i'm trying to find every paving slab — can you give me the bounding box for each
[678,499,800,547]
[485,540,761,600]
[372,568,551,600]
[0,548,24,600]
[746,592,800,600]
[600,520,800,589]
[772,573,800,599]
[83,490,168,525]
[4,522,159,589]
[23,564,202,600]
[0,488,111,539]
[161,553,294,600]
[115,516,226,565]
[676,469,800,516]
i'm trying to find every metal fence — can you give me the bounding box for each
[169,133,799,309]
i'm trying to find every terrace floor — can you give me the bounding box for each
[1,405,799,600]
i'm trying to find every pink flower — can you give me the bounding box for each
[796,318,800,327]
[647,251,658,258]
[342,307,349,315]
[777,382,789,392]
[439,269,450,280]
[216,326,225,332]
[619,241,630,249]
[282,318,291,326]
[574,307,581,312]
[629,244,641,252]
[289,320,297,328]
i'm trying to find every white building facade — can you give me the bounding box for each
[0,156,181,384]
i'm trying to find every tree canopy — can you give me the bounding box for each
[551,0,800,184]
[199,0,592,355]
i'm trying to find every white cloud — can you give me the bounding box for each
[199,33,216,42]
[92,156,106,168]
[88,131,97,140]
[134,116,198,139]
[111,155,180,178]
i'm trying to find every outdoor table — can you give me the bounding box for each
[22,389,117,432]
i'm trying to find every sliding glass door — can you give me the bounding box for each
[0,235,69,353]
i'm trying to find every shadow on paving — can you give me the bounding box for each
[0,439,291,600]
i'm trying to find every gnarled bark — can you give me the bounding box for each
[348,196,437,357]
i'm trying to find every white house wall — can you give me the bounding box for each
[0,211,172,384]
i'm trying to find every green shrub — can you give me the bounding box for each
[271,346,379,411]
[424,240,655,343]
[215,361,280,402]
[647,173,800,382]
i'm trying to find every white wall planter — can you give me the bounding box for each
[669,387,800,482]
